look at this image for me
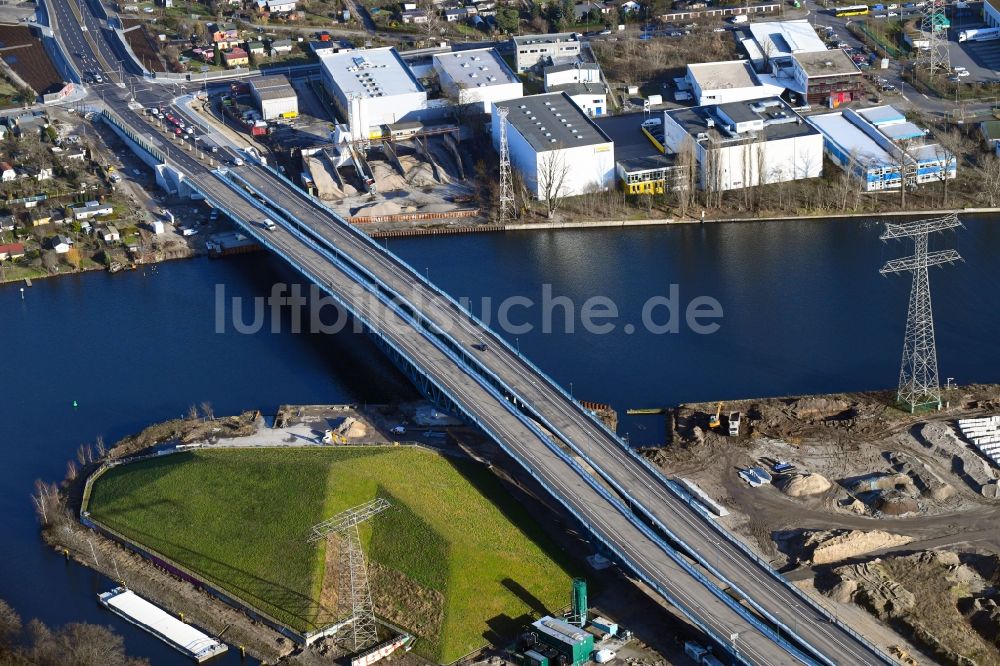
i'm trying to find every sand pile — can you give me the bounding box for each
[805,529,913,565]
[776,472,832,497]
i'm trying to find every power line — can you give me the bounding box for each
[880,213,962,412]
[497,106,514,225]
[916,0,950,77]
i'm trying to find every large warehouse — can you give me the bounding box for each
[250,75,298,120]
[661,97,823,191]
[432,48,523,114]
[492,92,615,201]
[318,47,427,134]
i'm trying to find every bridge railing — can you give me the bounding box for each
[189,173,817,665]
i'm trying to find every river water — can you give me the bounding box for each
[1,216,997,663]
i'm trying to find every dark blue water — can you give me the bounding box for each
[2,216,997,663]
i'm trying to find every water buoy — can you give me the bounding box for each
[73,400,78,409]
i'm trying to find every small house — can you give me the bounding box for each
[98,224,120,242]
[224,47,250,67]
[51,234,73,253]
[270,38,293,55]
[401,8,429,22]
[71,201,114,220]
[0,162,15,182]
[0,242,25,261]
[247,41,266,55]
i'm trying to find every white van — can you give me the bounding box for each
[730,14,748,24]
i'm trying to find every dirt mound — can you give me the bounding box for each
[875,491,920,516]
[334,417,366,439]
[776,472,832,497]
[828,551,1000,665]
[804,529,913,565]
[790,397,852,421]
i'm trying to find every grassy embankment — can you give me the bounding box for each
[87,447,575,662]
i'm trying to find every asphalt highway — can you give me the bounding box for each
[45,0,896,662]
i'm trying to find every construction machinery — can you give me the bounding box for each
[708,402,722,429]
[728,411,741,437]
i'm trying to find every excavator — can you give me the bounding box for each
[708,402,723,430]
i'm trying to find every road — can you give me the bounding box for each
[45,1,897,662]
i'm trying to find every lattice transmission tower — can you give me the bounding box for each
[880,214,962,413]
[308,498,391,652]
[917,0,951,77]
[497,106,515,225]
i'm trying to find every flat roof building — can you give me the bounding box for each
[744,19,827,61]
[548,81,608,117]
[762,48,862,107]
[432,48,522,114]
[512,33,581,72]
[250,75,299,120]
[661,96,823,191]
[685,60,783,106]
[318,47,427,133]
[543,60,601,90]
[807,106,955,190]
[492,92,615,200]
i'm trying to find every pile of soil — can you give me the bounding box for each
[875,490,920,516]
[780,528,913,565]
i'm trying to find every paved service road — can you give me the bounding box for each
[48,0,897,661]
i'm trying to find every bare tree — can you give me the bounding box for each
[979,152,1000,206]
[187,404,199,420]
[200,401,215,421]
[0,599,21,649]
[537,150,571,218]
[95,435,106,458]
[419,0,442,39]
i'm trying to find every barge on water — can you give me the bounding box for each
[98,587,228,662]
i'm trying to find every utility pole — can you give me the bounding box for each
[497,106,514,225]
[308,498,390,652]
[880,214,962,412]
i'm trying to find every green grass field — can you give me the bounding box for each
[87,447,576,662]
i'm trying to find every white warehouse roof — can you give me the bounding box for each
[317,47,424,99]
[807,112,894,166]
[746,20,827,57]
[433,48,519,89]
[858,105,907,126]
[495,92,611,152]
[688,60,758,90]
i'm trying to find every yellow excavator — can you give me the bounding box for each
[708,402,723,429]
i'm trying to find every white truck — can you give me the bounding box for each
[959,27,1000,42]
[730,13,748,23]
[728,411,741,436]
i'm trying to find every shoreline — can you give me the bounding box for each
[4,206,994,287]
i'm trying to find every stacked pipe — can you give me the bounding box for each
[957,416,1000,464]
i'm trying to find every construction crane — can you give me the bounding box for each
[708,402,723,430]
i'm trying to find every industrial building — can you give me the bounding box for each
[492,92,615,201]
[807,106,956,191]
[986,0,1000,27]
[740,19,828,68]
[776,49,862,107]
[250,75,299,120]
[512,33,582,72]
[432,48,523,114]
[547,81,608,117]
[684,60,782,106]
[318,47,428,133]
[660,97,824,191]
[530,617,594,666]
[543,61,601,90]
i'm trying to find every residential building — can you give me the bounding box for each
[0,242,25,261]
[35,167,53,181]
[25,210,51,226]
[401,9,429,22]
[266,0,296,11]
[250,75,299,119]
[491,92,616,200]
[0,162,15,182]
[444,7,473,21]
[432,48,522,113]
[547,81,608,117]
[223,47,250,67]
[543,61,601,90]
[211,24,240,49]
[512,33,581,72]
[247,41,266,56]
[318,47,428,132]
[980,120,1000,149]
[270,38,294,55]
[0,215,15,231]
[70,201,114,220]
[685,60,782,106]
[807,106,956,191]
[50,234,73,253]
[573,1,611,21]
[98,224,120,242]
[661,97,824,191]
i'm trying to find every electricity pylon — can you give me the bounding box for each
[497,106,515,225]
[917,0,950,77]
[880,214,962,412]
[308,498,390,652]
